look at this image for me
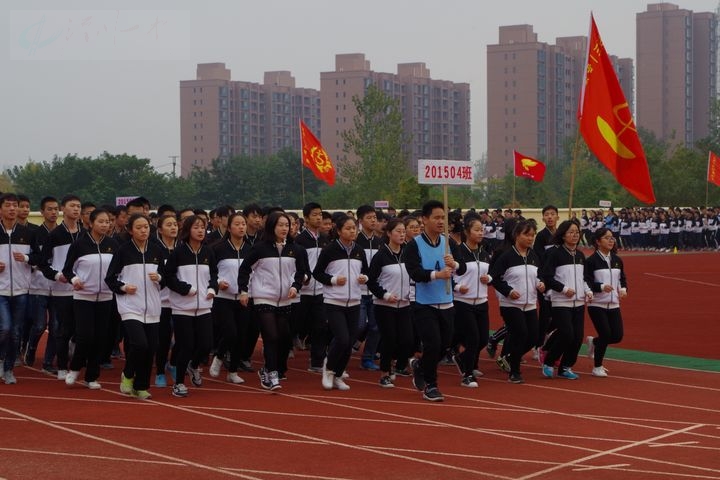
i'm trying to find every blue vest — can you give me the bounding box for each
[414,235,453,305]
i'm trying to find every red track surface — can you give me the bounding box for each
[2,251,719,479]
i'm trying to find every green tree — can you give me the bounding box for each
[340,84,412,205]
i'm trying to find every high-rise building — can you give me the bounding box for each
[636,3,718,146]
[320,53,470,174]
[179,63,320,177]
[486,25,634,178]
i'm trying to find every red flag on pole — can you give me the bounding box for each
[300,120,335,186]
[708,151,720,187]
[578,15,656,204]
[513,150,546,182]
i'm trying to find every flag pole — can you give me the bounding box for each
[512,174,516,207]
[706,152,711,207]
[299,119,306,206]
[443,185,450,294]
[568,128,582,219]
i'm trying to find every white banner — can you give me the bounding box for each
[417,159,475,185]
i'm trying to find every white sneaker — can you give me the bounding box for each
[531,347,539,360]
[341,371,350,379]
[209,356,223,378]
[586,336,595,359]
[321,367,334,390]
[87,381,102,389]
[592,366,609,377]
[65,370,80,386]
[226,372,245,384]
[268,370,282,391]
[57,369,68,381]
[333,377,350,391]
[3,370,17,385]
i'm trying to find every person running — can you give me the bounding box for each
[294,202,331,373]
[584,228,627,377]
[62,208,119,389]
[490,220,545,384]
[355,205,381,371]
[313,214,369,392]
[39,195,83,381]
[238,211,305,391]
[0,194,35,384]
[404,200,458,401]
[367,218,413,389]
[532,205,559,360]
[209,212,251,385]
[165,215,218,398]
[539,220,592,380]
[153,213,178,387]
[105,214,164,399]
[452,213,492,387]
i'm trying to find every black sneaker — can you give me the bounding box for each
[239,360,254,372]
[394,367,411,377]
[379,375,394,388]
[508,373,525,384]
[461,375,479,388]
[410,359,426,391]
[258,368,272,390]
[24,348,36,367]
[496,355,511,373]
[423,385,444,402]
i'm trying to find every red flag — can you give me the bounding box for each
[578,15,656,204]
[513,150,546,182]
[709,151,720,187]
[300,120,335,186]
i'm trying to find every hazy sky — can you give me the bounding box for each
[2,0,717,175]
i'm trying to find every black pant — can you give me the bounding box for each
[454,301,489,375]
[536,296,552,347]
[52,296,74,371]
[212,297,250,372]
[299,294,329,369]
[375,305,413,373]
[325,304,360,376]
[155,307,173,374]
[123,320,159,391]
[412,304,454,386]
[100,297,121,364]
[255,304,291,373]
[70,299,112,382]
[240,300,260,363]
[499,307,538,375]
[172,313,212,385]
[588,306,623,367]
[544,306,585,370]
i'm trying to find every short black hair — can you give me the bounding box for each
[40,196,58,210]
[303,202,322,218]
[242,203,263,217]
[61,195,81,206]
[421,200,444,218]
[356,205,375,220]
[542,205,559,215]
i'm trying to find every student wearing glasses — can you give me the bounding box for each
[584,228,627,377]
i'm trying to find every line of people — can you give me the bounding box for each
[0,195,629,404]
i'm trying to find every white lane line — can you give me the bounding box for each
[648,441,700,448]
[516,424,711,480]
[223,468,355,480]
[573,463,630,471]
[0,446,181,466]
[0,406,263,480]
[644,272,720,287]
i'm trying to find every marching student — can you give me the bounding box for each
[165,215,218,398]
[39,195,83,381]
[153,213,178,387]
[105,214,165,399]
[367,218,412,388]
[355,205,381,371]
[404,200,458,401]
[452,213,492,387]
[294,202,331,373]
[490,220,545,384]
[0,193,35,384]
[539,220,592,380]
[238,211,305,391]
[532,205,559,360]
[209,212,251,384]
[62,208,119,389]
[313,214,369,391]
[585,227,628,377]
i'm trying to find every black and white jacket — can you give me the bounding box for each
[540,245,592,308]
[313,240,369,307]
[212,238,251,301]
[165,242,218,316]
[452,242,491,306]
[294,228,330,296]
[490,246,542,311]
[0,222,34,296]
[584,250,627,309]
[105,240,165,323]
[356,230,379,296]
[367,243,410,308]
[40,222,83,297]
[237,240,305,307]
[62,231,119,302]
